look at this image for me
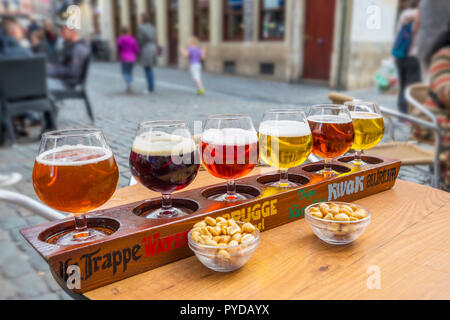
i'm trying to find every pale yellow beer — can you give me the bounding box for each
[350,112,385,150]
[259,120,313,170]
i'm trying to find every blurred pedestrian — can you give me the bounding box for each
[117,26,139,93]
[393,0,420,113]
[181,37,205,95]
[422,25,450,191]
[47,25,90,90]
[43,19,57,54]
[26,16,40,40]
[416,0,450,79]
[138,13,158,93]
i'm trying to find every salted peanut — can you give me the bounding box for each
[220,226,228,235]
[227,218,237,226]
[310,210,323,219]
[218,235,231,244]
[205,239,218,246]
[339,206,353,216]
[201,235,212,243]
[329,203,339,211]
[193,221,206,228]
[216,217,227,224]
[217,243,228,248]
[319,203,330,215]
[323,213,334,220]
[349,216,359,221]
[206,226,219,237]
[242,222,256,233]
[241,233,255,244]
[353,209,367,219]
[231,233,242,242]
[192,232,201,243]
[205,216,217,226]
[191,227,202,235]
[309,207,321,214]
[228,240,239,247]
[200,227,212,238]
[228,224,241,236]
[218,249,231,260]
[330,206,340,216]
[216,221,228,228]
[334,213,350,221]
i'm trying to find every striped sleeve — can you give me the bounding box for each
[428,47,450,110]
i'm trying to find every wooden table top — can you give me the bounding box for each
[84,173,450,300]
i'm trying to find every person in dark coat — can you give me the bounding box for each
[137,13,158,93]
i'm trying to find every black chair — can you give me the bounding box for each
[49,56,94,122]
[0,56,57,144]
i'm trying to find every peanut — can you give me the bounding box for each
[241,234,255,244]
[217,249,231,260]
[193,221,206,228]
[242,222,256,233]
[205,216,216,226]
[205,239,218,246]
[310,211,323,219]
[334,213,350,221]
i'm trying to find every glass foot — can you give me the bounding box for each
[144,206,190,219]
[210,192,249,202]
[317,169,339,179]
[268,180,298,188]
[56,228,108,246]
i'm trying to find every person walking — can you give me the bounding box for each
[181,37,206,95]
[137,14,158,94]
[392,0,421,114]
[117,27,139,93]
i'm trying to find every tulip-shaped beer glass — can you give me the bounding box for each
[307,105,355,178]
[32,129,119,245]
[259,109,313,188]
[201,114,258,201]
[129,121,200,218]
[345,101,385,165]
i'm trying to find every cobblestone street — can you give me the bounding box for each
[0,62,430,299]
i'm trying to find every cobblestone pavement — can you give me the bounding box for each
[0,62,432,300]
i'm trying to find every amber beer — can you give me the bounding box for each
[259,120,313,169]
[129,133,200,194]
[32,146,119,213]
[308,115,355,158]
[350,112,385,150]
[201,128,258,179]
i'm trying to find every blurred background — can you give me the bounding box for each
[0,0,448,299]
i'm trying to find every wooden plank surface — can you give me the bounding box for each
[85,179,450,300]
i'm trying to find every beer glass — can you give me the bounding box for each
[32,129,119,245]
[345,101,385,165]
[201,114,258,201]
[259,109,313,188]
[129,120,200,218]
[308,104,355,178]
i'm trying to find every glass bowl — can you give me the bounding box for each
[305,202,371,245]
[188,221,260,272]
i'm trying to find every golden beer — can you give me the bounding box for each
[350,112,385,150]
[259,120,313,170]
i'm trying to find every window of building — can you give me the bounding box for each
[194,0,209,41]
[260,0,285,41]
[223,0,244,41]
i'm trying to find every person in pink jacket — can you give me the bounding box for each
[117,27,140,93]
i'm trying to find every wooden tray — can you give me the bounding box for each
[20,155,401,293]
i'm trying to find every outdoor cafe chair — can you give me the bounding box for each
[0,56,57,145]
[329,89,442,188]
[49,56,95,123]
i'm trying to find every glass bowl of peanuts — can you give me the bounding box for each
[188,216,260,272]
[305,202,371,245]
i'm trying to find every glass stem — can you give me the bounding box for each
[279,169,289,185]
[354,150,362,164]
[323,158,333,174]
[161,194,174,216]
[227,179,237,199]
[74,214,89,238]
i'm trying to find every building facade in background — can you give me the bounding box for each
[2,0,400,90]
